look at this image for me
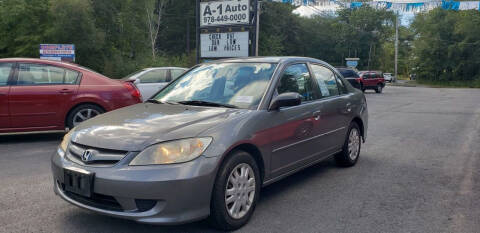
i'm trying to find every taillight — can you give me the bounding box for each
[123,82,142,102]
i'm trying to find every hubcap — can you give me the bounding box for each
[73,109,100,127]
[225,163,256,219]
[348,128,361,160]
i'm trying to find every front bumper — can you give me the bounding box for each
[51,149,219,225]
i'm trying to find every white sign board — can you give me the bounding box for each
[201,31,249,58]
[200,0,250,27]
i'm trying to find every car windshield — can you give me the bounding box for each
[152,63,277,109]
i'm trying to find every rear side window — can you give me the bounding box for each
[0,63,13,86]
[139,69,168,83]
[310,64,339,98]
[17,63,79,85]
[277,63,320,102]
[65,69,80,84]
[171,69,186,79]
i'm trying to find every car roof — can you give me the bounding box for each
[0,57,97,74]
[209,56,327,64]
[144,67,188,70]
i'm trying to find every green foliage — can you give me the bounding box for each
[0,0,51,57]
[1,0,478,84]
[259,3,395,70]
[48,0,103,71]
[0,0,195,78]
[412,8,480,82]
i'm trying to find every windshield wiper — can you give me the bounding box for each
[177,100,238,109]
[146,99,162,104]
[146,99,178,105]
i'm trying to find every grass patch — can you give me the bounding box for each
[415,80,480,88]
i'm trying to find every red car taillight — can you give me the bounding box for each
[123,82,142,102]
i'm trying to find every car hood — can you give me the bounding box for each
[70,103,246,151]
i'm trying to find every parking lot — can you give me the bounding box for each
[1,86,479,233]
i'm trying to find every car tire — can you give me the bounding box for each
[335,122,361,167]
[375,84,383,93]
[66,104,105,129]
[209,150,261,231]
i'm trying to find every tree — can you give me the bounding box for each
[146,0,170,60]
[0,0,50,57]
[48,0,103,70]
[412,9,480,82]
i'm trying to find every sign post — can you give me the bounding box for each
[196,0,258,63]
[345,58,360,68]
[39,44,75,62]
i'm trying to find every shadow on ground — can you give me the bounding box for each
[56,158,341,233]
[0,132,64,144]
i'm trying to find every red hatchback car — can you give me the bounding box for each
[0,58,142,133]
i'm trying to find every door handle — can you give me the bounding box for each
[312,110,321,121]
[58,89,73,94]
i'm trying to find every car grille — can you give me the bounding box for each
[66,142,128,167]
[59,182,157,212]
[64,189,123,212]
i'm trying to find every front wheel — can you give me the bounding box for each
[335,122,362,167]
[209,151,261,231]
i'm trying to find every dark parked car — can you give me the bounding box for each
[358,71,386,93]
[336,67,361,90]
[0,58,142,133]
[52,57,368,230]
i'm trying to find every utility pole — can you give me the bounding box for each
[367,43,372,71]
[394,12,399,82]
[195,0,200,64]
[186,19,190,53]
[255,0,261,56]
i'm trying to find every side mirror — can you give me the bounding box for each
[269,92,302,110]
[134,79,141,84]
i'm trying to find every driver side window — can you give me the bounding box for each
[276,64,319,102]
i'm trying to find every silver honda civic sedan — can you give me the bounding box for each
[52,57,368,230]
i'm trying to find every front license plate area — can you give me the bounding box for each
[64,168,94,198]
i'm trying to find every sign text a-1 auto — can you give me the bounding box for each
[200,0,250,27]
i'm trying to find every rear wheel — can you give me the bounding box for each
[375,84,383,93]
[335,122,361,167]
[66,104,104,129]
[209,150,261,231]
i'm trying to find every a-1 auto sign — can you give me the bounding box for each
[200,0,250,27]
[200,31,249,57]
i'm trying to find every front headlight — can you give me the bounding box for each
[59,130,73,152]
[129,137,212,165]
